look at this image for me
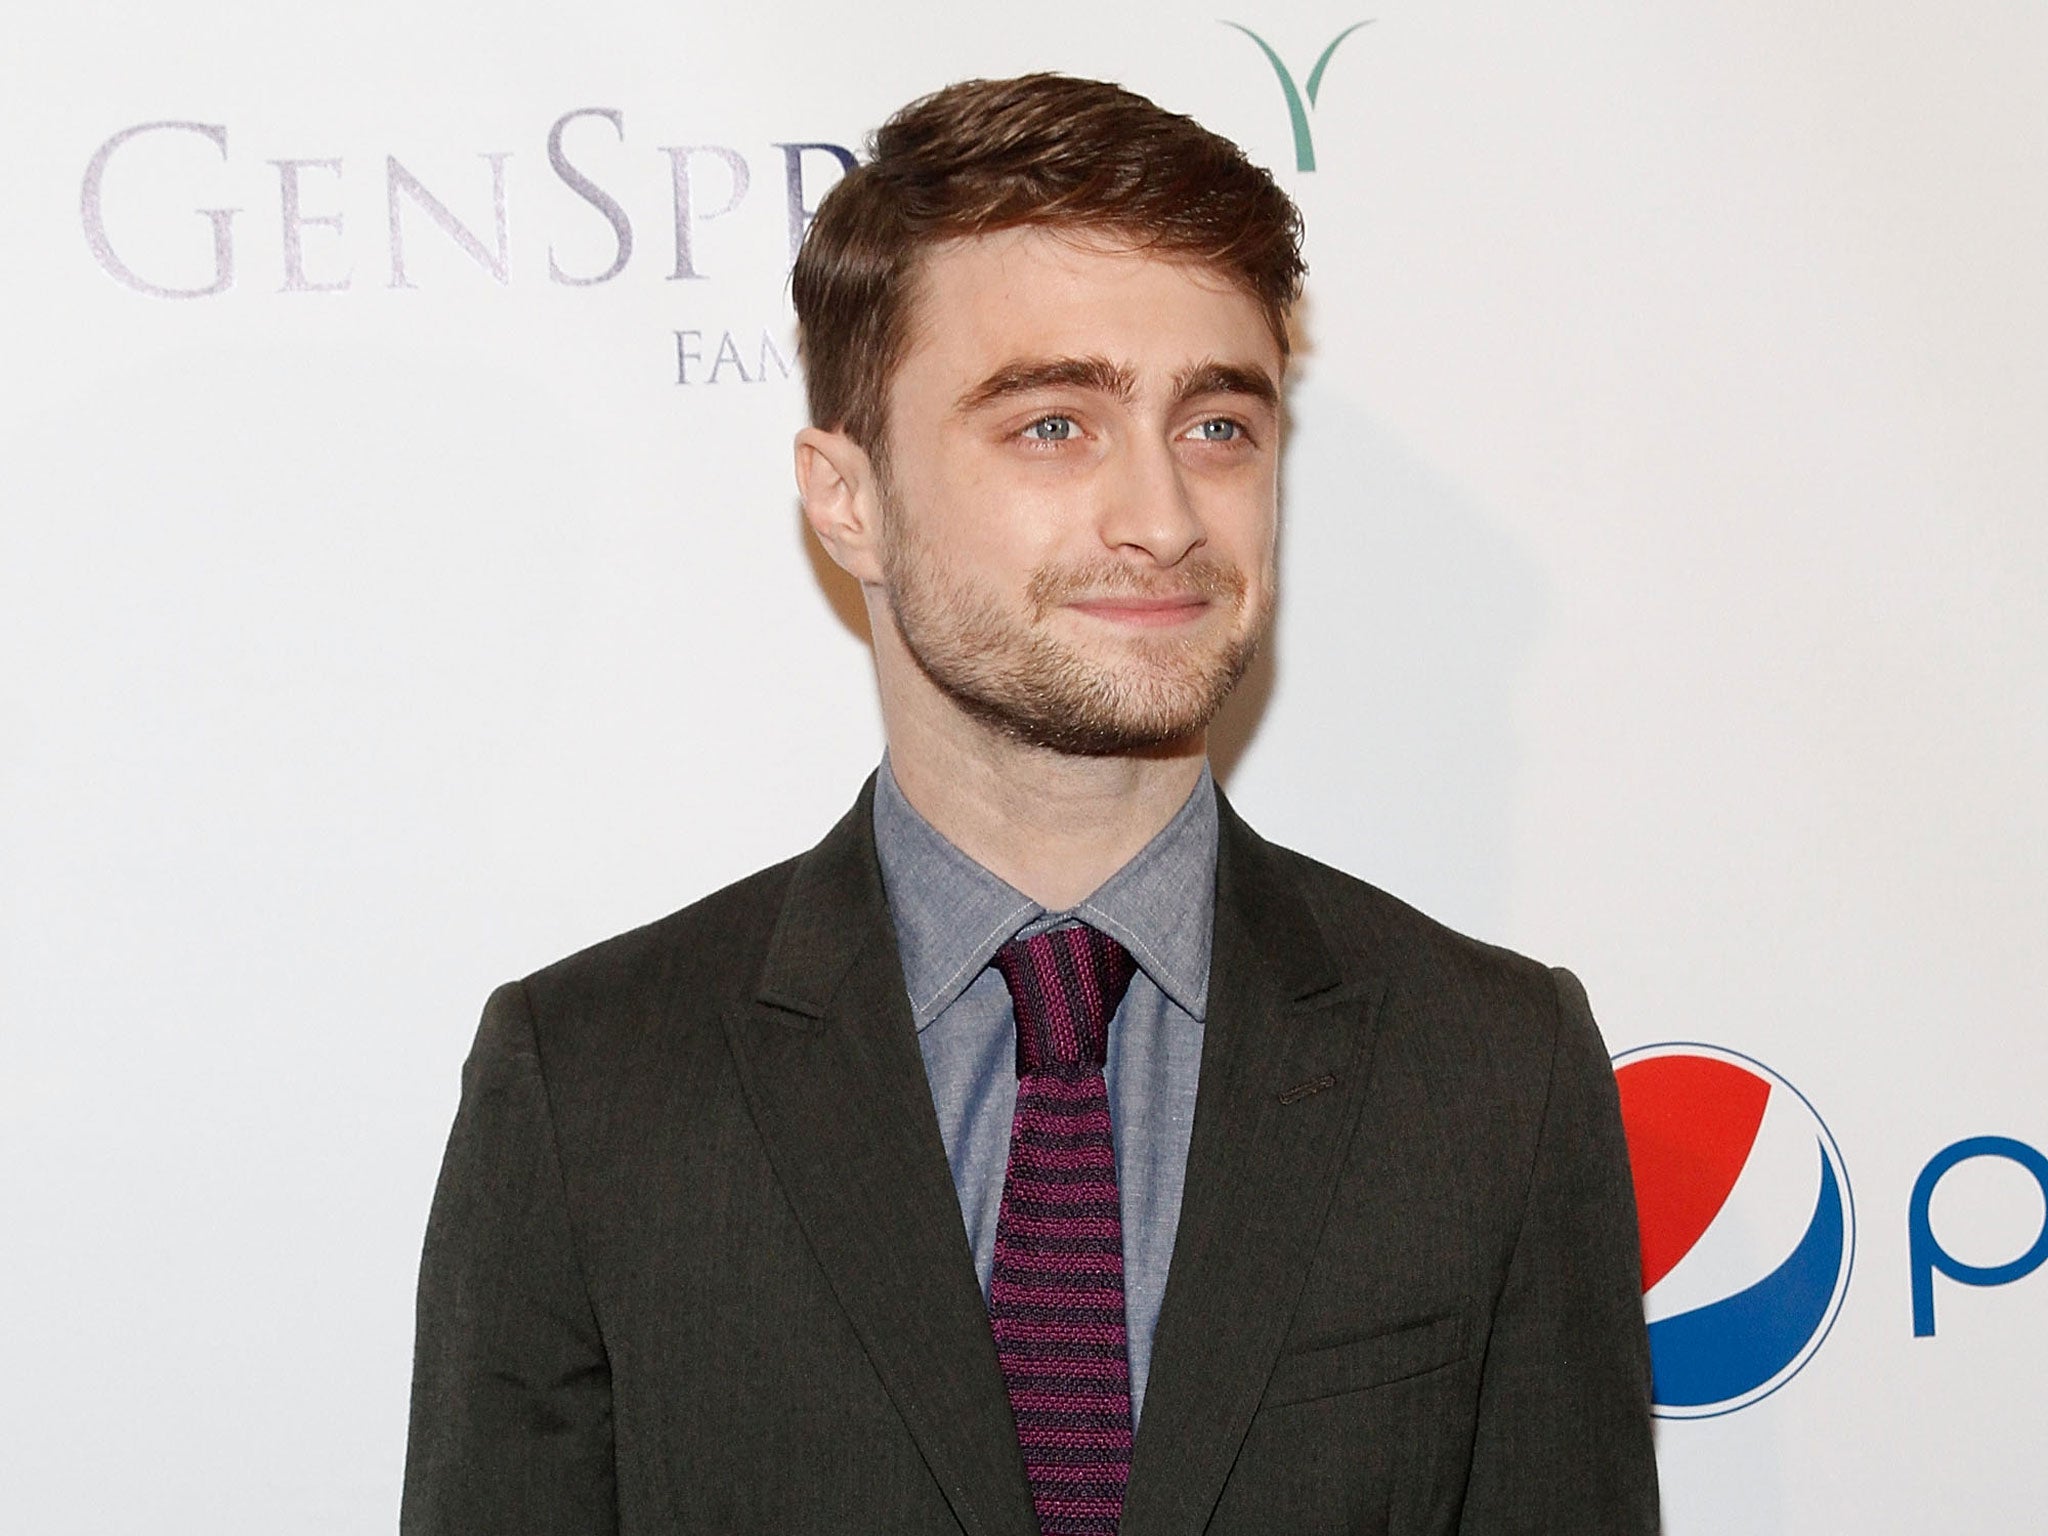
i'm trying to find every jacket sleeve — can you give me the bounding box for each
[401,981,618,1536]
[1457,968,1661,1534]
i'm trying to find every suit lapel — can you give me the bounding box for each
[720,783,1037,1536]
[1122,797,1387,1536]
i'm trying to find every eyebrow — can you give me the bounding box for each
[955,355,1135,413]
[1172,360,1280,409]
[953,354,1280,415]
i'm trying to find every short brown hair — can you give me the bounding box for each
[792,74,1305,461]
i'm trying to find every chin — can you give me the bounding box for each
[886,557,1271,757]
[940,635,1259,758]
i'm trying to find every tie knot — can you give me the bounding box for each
[992,924,1137,1075]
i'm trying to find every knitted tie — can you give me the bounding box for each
[988,924,1140,1536]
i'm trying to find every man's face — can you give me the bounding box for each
[874,227,1283,756]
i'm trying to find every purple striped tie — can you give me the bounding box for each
[988,925,1139,1536]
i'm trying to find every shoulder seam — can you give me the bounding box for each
[508,975,610,1350]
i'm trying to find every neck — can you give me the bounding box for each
[877,645,1207,911]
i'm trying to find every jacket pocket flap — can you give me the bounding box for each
[1260,1312,1467,1408]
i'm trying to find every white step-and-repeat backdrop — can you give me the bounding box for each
[5,2,2043,1529]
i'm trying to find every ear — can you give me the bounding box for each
[795,426,886,585]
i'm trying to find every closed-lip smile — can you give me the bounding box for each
[1065,594,1212,627]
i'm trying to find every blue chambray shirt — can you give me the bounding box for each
[871,757,1215,1427]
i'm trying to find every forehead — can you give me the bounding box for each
[894,228,1281,396]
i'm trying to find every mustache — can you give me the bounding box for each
[1027,555,1248,618]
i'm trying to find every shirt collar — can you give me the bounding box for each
[872,755,1218,1031]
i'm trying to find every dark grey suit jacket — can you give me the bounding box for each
[403,783,1659,1534]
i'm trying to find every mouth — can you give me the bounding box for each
[1064,594,1215,628]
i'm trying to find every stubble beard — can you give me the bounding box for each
[879,499,1273,758]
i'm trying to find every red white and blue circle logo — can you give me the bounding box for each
[1613,1043,1855,1418]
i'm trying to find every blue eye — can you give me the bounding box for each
[1025,416,1077,441]
[1191,418,1242,441]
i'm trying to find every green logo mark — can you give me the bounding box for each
[1223,20,1372,172]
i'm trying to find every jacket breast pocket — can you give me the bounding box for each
[1259,1311,1468,1409]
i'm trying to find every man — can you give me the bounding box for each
[403,74,1659,1536]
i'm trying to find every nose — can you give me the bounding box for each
[1097,435,1204,567]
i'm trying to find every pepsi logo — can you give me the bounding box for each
[1613,1043,1856,1418]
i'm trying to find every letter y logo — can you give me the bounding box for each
[1223,21,1372,172]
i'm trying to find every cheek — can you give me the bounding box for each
[892,498,1049,604]
[938,464,1076,568]
[1196,481,1278,562]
